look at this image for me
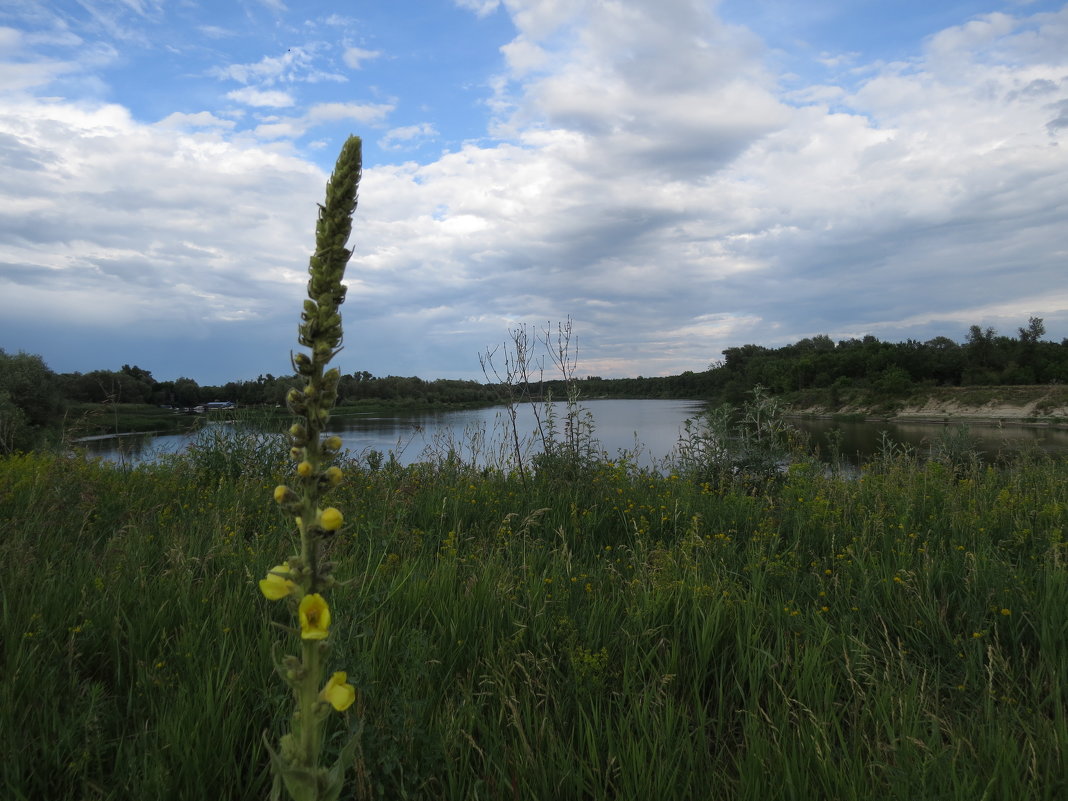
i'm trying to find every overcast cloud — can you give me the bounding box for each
[0,0,1065,384]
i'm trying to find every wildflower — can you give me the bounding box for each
[260,564,297,600]
[299,594,331,640]
[320,507,344,531]
[274,485,297,504]
[325,466,343,486]
[297,461,314,477]
[319,671,356,712]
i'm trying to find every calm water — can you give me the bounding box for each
[77,399,709,469]
[793,416,1068,464]
[77,400,1068,468]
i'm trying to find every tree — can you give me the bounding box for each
[1018,316,1045,344]
[0,349,63,450]
[0,349,63,427]
[171,377,201,407]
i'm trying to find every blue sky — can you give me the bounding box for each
[1,0,1066,385]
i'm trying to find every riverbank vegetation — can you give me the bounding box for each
[2,417,1065,799]
[3,317,1066,452]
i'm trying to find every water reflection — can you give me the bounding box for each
[76,400,1068,469]
[76,400,709,469]
[794,417,1068,464]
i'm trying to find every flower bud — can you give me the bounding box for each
[285,388,306,415]
[297,461,314,477]
[320,507,344,531]
[273,485,298,505]
[292,352,314,376]
[289,424,308,447]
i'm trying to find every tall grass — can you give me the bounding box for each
[2,439,1065,799]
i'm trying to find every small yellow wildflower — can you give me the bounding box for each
[320,507,344,531]
[325,466,343,486]
[299,594,331,640]
[319,671,356,712]
[259,565,297,600]
[297,461,314,477]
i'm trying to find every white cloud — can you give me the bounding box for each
[253,102,393,140]
[226,87,295,108]
[342,47,382,69]
[0,98,322,347]
[337,0,1068,373]
[198,25,235,39]
[0,26,82,91]
[154,111,236,130]
[454,0,501,18]
[0,26,20,50]
[1,0,1066,382]
[210,45,345,87]
[500,37,549,76]
[379,123,438,150]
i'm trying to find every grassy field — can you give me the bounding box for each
[1,431,1065,800]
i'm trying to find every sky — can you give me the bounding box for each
[1,0,1066,386]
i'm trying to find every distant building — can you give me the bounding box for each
[203,401,236,411]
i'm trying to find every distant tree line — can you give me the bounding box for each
[2,317,1065,451]
[0,352,505,452]
[540,317,1067,403]
[703,317,1066,403]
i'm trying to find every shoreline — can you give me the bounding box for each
[788,411,1068,429]
[786,384,1068,429]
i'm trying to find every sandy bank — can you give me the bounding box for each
[791,386,1068,428]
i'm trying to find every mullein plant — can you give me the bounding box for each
[259,135,362,801]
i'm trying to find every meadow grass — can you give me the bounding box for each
[1,436,1065,800]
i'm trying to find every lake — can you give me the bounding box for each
[76,399,1068,469]
[76,399,709,469]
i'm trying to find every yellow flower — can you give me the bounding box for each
[319,671,356,712]
[325,466,343,486]
[297,461,313,477]
[320,507,344,531]
[259,565,296,600]
[299,594,331,640]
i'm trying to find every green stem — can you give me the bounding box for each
[298,639,322,769]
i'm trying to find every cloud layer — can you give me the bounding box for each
[0,1,1066,383]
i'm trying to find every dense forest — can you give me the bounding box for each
[549,317,1068,403]
[2,317,1065,452]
